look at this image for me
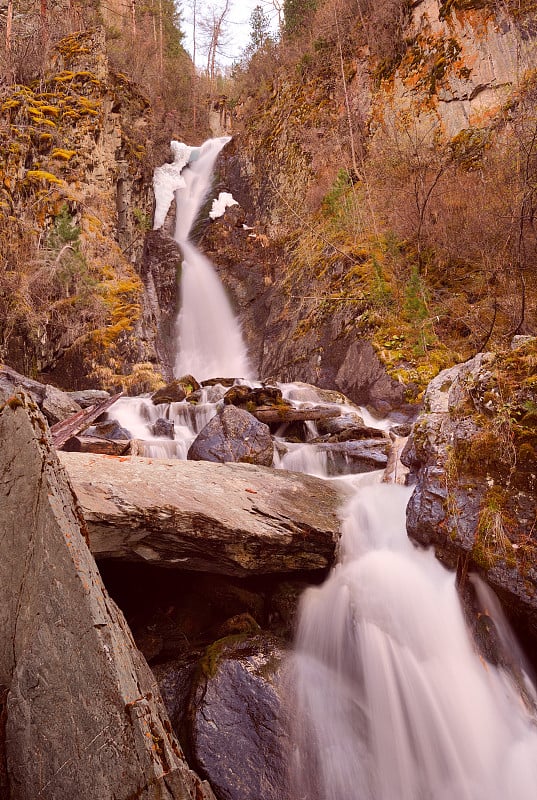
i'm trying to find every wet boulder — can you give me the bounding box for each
[318,439,389,475]
[223,384,286,409]
[188,384,228,404]
[59,452,342,576]
[189,635,289,800]
[64,418,133,454]
[87,419,132,440]
[152,417,175,438]
[153,375,201,404]
[188,405,274,467]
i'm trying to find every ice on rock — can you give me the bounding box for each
[209,192,239,220]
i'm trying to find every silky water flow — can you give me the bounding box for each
[171,137,251,381]
[290,474,537,800]
[117,139,537,798]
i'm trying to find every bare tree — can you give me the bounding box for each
[5,0,12,51]
[199,0,232,82]
[260,0,284,29]
[131,0,137,36]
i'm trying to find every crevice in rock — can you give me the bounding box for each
[0,686,9,798]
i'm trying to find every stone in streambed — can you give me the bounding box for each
[188,405,274,467]
[87,419,132,440]
[189,635,289,800]
[63,434,131,455]
[223,384,286,409]
[318,439,389,475]
[153,375,201,404]
[152,417,175,438]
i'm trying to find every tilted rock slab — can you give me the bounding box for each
[59,452,342,576]
[0,390,215,800]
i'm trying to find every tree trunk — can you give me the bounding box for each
[131,0,137,36]
[6,0,13,54]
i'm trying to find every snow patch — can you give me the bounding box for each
[153,141,201,229]
[209,191,239,220]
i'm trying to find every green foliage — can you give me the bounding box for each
[322,169,354,221]
[133,207,151,232]
[249,5,272,51]
[284,0,318,35]
[404,266,429,322]
[370,255,393,308]
[48,204,80,247]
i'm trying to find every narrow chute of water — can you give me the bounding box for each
[154,136,252,382]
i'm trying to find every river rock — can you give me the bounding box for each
[189,635,289,800]
[153,375,201,404]
[223,384,285,408]
[0,388,214,800]
[188,384,228,404]
[67,389,111,408]
[318,439,389,475]
[63,434,131,455]
[404,343,537,635]
[87,419,132,440]
[59,452,342,576]
[188,405,274,466]
[0,366,81,424]
[152,417,175,438]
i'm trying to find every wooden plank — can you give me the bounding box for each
[50,392,123,449]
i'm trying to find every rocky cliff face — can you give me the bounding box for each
[200,0,536,407]
[375,0,537,140]
[0,28,165,392]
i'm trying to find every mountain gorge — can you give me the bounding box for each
[1,1,537,798]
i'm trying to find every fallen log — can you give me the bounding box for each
[63,435,131,456]
[50,392,123,449]
[253,405,341,424]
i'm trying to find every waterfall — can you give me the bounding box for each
[153,137,252,381]
[145,144,537,799]
[290,479,537,800]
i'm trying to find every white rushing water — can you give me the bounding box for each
[146,143,537,798]
[154,136,251,381]
[290,477,537,800]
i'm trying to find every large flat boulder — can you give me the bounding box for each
[0,389,215,800]
[59,452,342,576]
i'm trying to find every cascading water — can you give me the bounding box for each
[290,477,537,800]
[154,136,251,381]
[117,140,537,798]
